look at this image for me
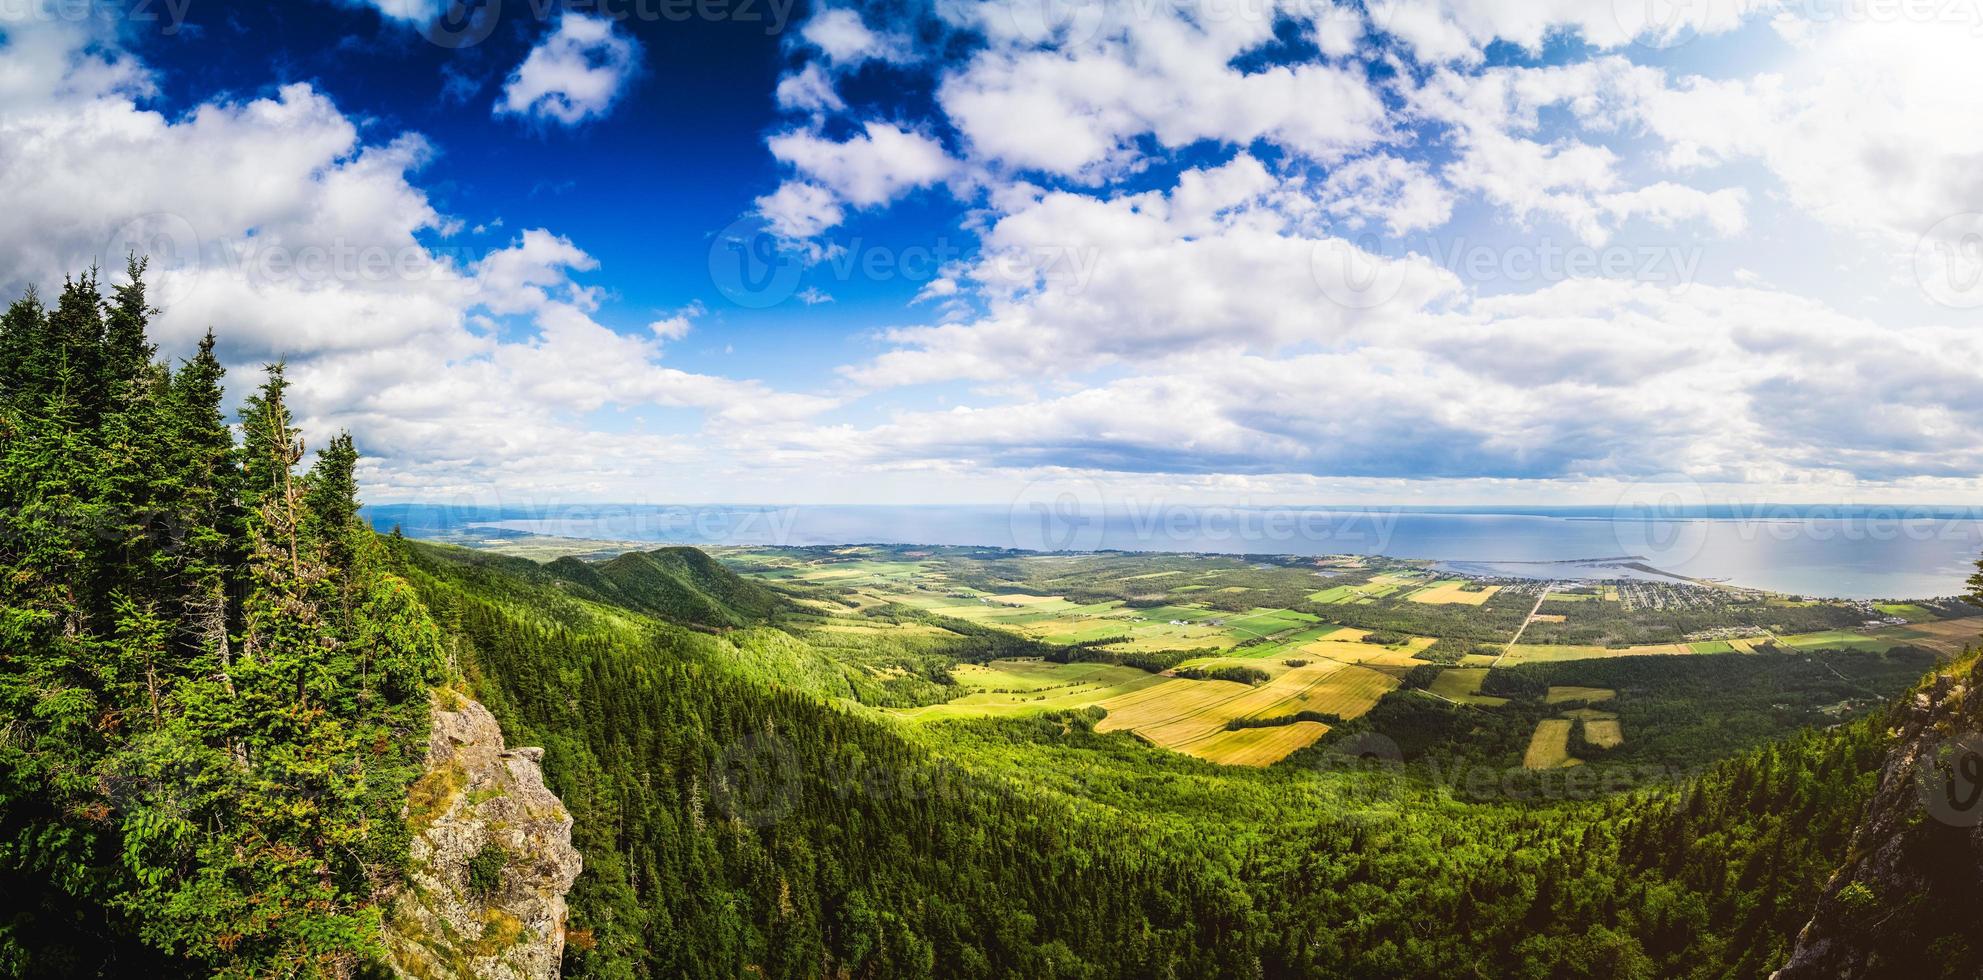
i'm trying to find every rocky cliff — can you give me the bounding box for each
[384,691,582,980]
[1773,654,1983,978]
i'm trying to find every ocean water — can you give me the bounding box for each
[365,503,1983,601]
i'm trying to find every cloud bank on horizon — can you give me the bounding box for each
[1,0,1980,506]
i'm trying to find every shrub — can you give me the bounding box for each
[467,841,506,897]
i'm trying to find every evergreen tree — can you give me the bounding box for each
[167,331,240,685]
[0,268,450,976]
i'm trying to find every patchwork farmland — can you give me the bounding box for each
[710,544,1978,769]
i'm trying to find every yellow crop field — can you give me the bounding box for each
[1532,613,1567,623]
[892,660,1167,721]
[1300,665,1401,717]
[1185,722,1332,766]
[1523,719,1576,769]
[1428,668,1510,706]
[1292,631,1438,668]
[1407,580,1501,605]
[1094,679,1257,737]
[1583,718,1624,749]
[1545,686,1616,704]
[1500,642,1693,665]
[1092,661,1397,757]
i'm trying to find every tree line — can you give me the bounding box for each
[0,263,449,976]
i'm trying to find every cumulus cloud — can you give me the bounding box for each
[841,155,1464,387]
[774,63,845,114]
[767,122,953,207]
[0,11,837,499]
[935,7,1389,178]
[495,13,643,126]
[799,6,913,66]
[814,280,1983,484]
[754,181,845,239]
[1370,0,1765,61]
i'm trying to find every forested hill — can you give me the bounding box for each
[543,546,788,628]
[394,532,1983,979]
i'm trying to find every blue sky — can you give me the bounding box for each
[3,0,1981,508]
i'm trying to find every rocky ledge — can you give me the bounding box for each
[384,691,582,980]
[1773,654,1983,978]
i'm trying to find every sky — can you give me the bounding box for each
[2,0,1982,510]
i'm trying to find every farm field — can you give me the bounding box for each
[1546,686,1616,704]
[892,660,1166,721]
[1899,617,1983,650]
[712,544,1980,769]
[1186,722,1333,766]
[1427,668,1510,706]
[1499,642,1696,664]
[1523,719,1576,769]
[1408,580,1502,605]
[1583,718,1625,749]
[1094,661,1398,763]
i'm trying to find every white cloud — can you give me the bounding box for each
[767,121,953,207]
[754,181,845,239]
[1316,155,1455,236]
[842,155,1464,387]
[774,63,845,113]
[800,7,912,66]
[648,302,704,340]
[1370,0,1765,62]
[338,0,448,21]
[936,10,1389,178]
[817,279,1983,484]
[471,229,599,315]
[1638,15,1983,254]
[0,13,842,500]
[495,13,643,126]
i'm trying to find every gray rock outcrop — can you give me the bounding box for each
[384,691,582,980]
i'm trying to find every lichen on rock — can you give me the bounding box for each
[385,690,582,980]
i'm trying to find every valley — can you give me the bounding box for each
[699,544,1979,768]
